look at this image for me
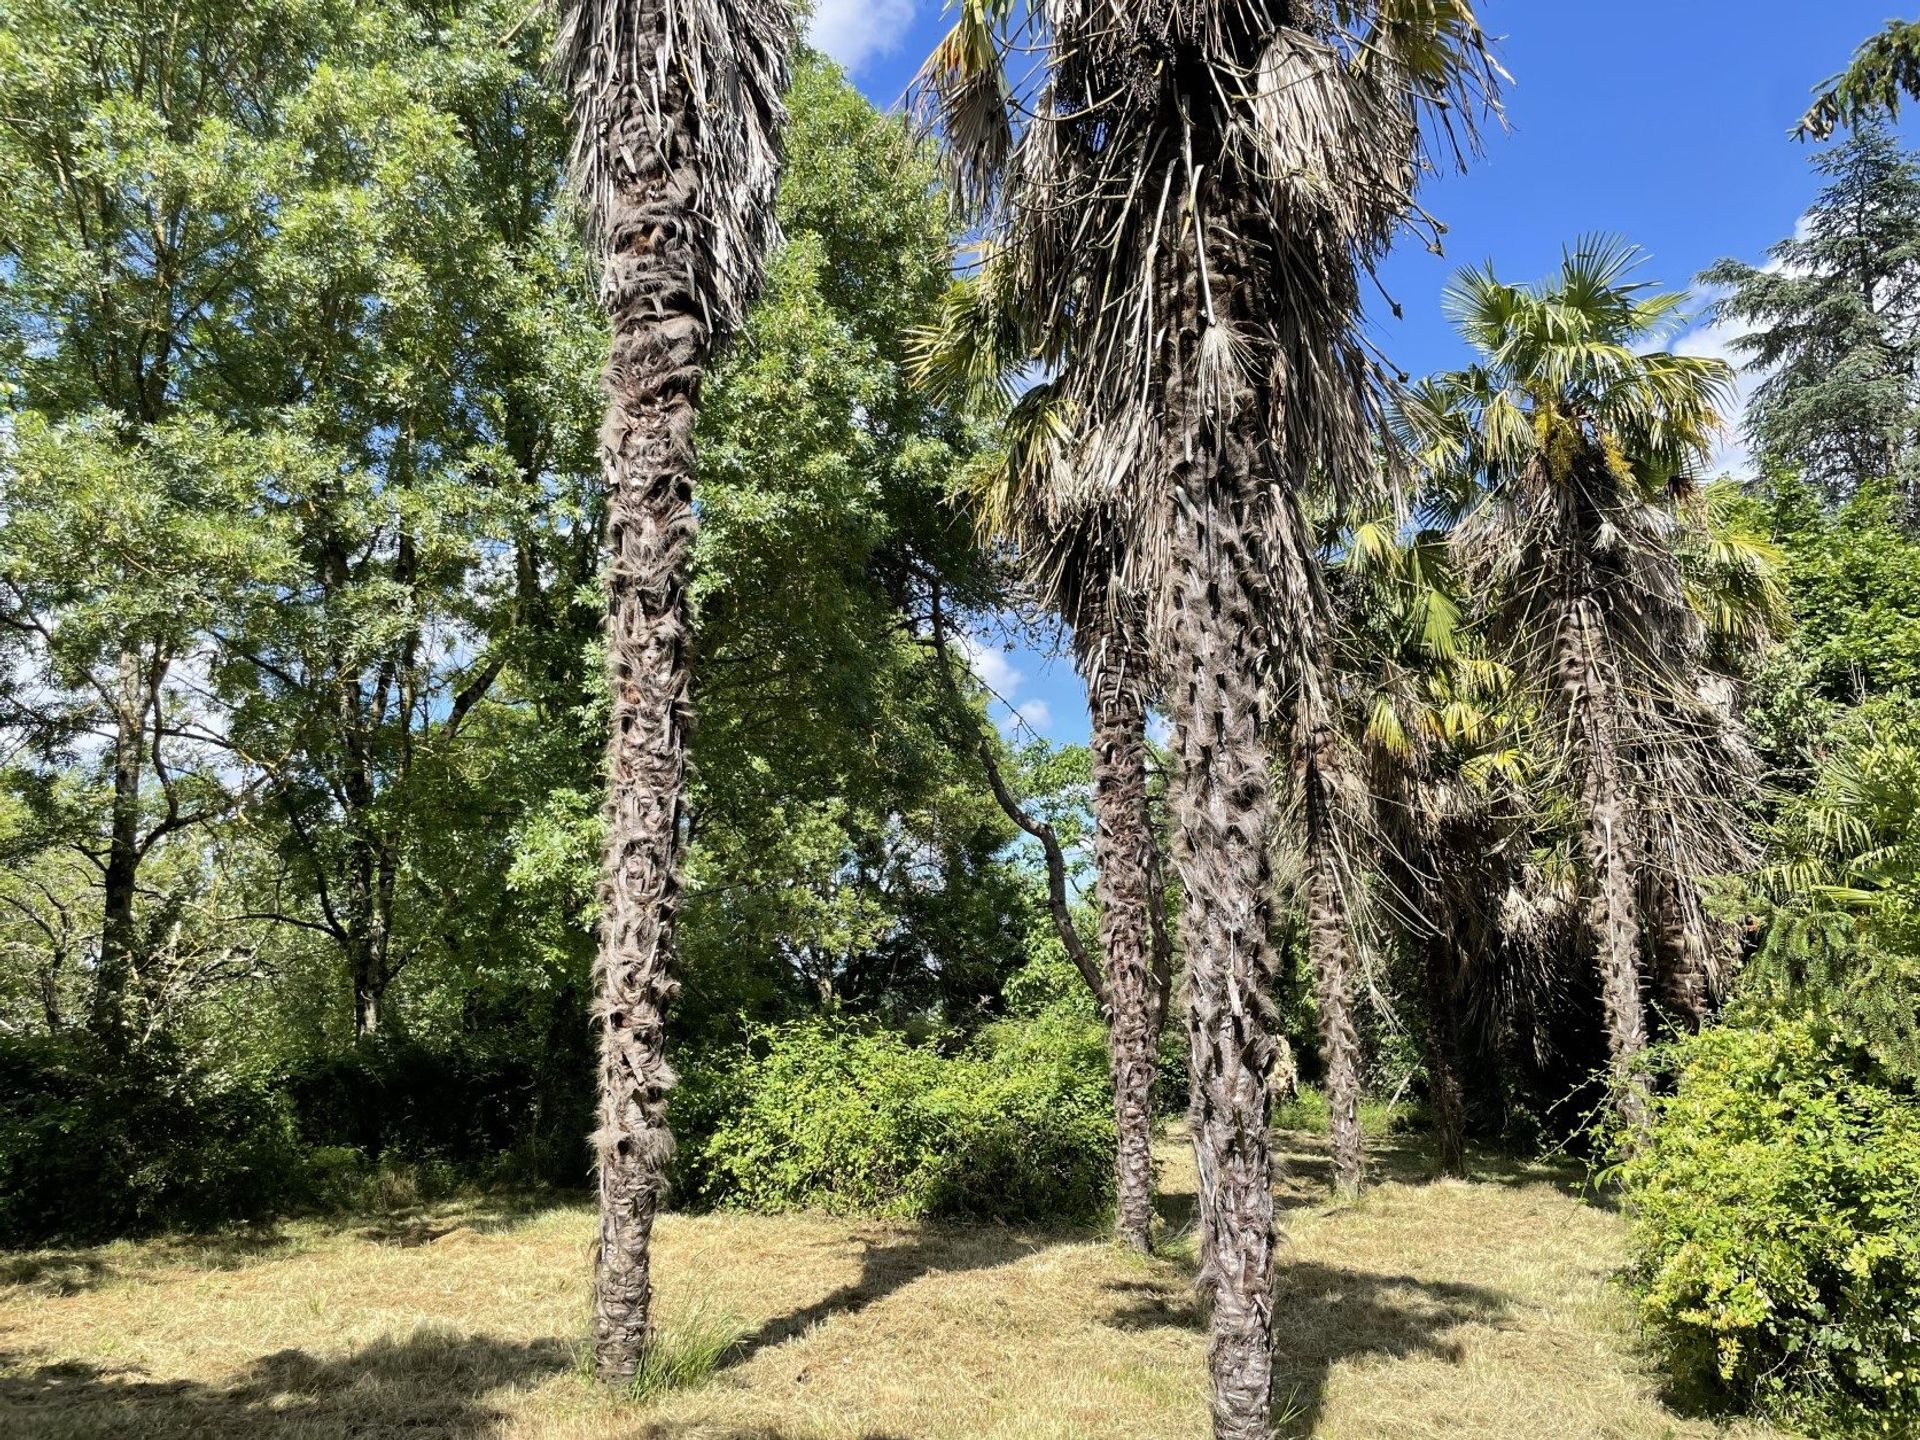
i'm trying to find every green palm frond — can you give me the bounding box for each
[907,268,1030,417]
[1678,478,1788,649]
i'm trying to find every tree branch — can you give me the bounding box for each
[928,580,1107,1011]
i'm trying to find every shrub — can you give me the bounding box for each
[280,1013,592,1188]
[1616,1015,1920,1434]
[0,1035,304,1244]
[678,1013,1114,1223]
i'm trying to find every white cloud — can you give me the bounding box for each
[1669,216,1815,479]
[807,0,916,77]
[957,632,1022,697]
[956,628,1062,739]
[1673,303,1762,478]
[1012,698,1053,733]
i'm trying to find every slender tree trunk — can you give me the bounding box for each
[1563,599,1651,1128]
[341,733,394,1041]
[93,645,146,1037]
[1081,616,1161,1252]
[589,80,710,1386]
[1307,879,1362,1197]
[1648,865,1711,1031]
[1165,474,1281,1440]
[591,387,695,1387]
[1273,478,1365,1201]
[1423,935,1466,1177]
[1582,739,1650,1129]
[346,849,392,1040]
[1299,718,1363,1198]
[929,584,1109,1007]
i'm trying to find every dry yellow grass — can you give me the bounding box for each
[0,1128,1793,1440]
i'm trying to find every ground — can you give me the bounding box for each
[0,1127,1789,1440]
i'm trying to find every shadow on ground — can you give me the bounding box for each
[0,1196,584,1299]
[724,1222,1066,1368]
[1143,1128,1530,1438]
[0,1226,1077,1437]
[1102,1259,1512,1439]
[0,1325,924,1440]
[0,1329,571,1440]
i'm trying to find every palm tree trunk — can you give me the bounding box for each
[1563,602,1650,1128]
[1648,865,1711,1030]
[1423,935,1466,1177]
[1164,475,1280,1440]
[1300,719,1362,1197]
[561,0,786,1387]
[1283,498,1364,1199]
[1080,616,1161,1252]
[589,120,708,1397]
[1582,735,1650,1129]
[1305,846,1364,1199]
[592,389,696,1386]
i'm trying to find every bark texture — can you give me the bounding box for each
[1561,599,1651,1130]
[590,295,697,1384]
[560,0,789,1387]
[1165,468,1280,1440]
[93,645,147,1036]
[1423,936,1466,1177]
[1301,715,1363,1199]
[1080,610,1162,1252]
[1272,484,1367,1201]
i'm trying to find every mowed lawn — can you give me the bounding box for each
[0,1128,1790,1440]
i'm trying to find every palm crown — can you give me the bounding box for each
[1397,238,1766,1104]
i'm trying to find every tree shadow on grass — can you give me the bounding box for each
[0,1228,295,1298]
[1254,1127,1611,1213]
[0,1196,589,1298]
[0,1327,571,1440]
[1102,1258,1513,1439]
[0,1253,111,1296]
[723,1222,1066,1369]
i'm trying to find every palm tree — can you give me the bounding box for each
[1396,239,1754,1128]
[1340,513,1528,1176]
[920,5,1497,1432]
[911,273,1173,1252]
[555,0,789,1385]
[1277,500,1371,1199]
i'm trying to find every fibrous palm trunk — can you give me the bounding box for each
[1276,488,1365,1200]
[590,298,698,1383]
[1562,600,1650,1130]
[1165,463,1281,1440]
[1301,719,1363,1199]
[562,0,787,1386]
[1582,739,1650,1129]
[1423,935,1466,1177]
[587,52,710,1399]
[1648,865,1711,1030]
[1080,615,1162,1252]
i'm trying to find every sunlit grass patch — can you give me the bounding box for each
[0,1131,1796,1440]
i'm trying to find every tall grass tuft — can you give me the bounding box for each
[574,1305,746,1402]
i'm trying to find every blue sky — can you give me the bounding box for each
[807,1,1913,745]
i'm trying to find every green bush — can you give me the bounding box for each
[0,1035,305,1244]
[678,1013,1114,1223]
[1616,1016,1920,1434]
